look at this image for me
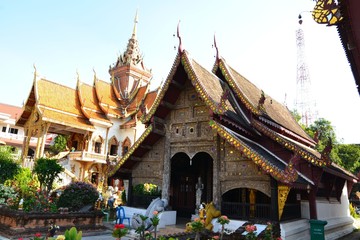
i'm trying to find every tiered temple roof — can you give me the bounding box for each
[109,36,357,187]
[17,12,157,134]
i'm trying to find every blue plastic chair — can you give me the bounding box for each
[116,206,131,226]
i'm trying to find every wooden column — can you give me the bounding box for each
[309,188,318,219]
[213,134,221,207]
[271,177,279,221]
[39,123,50,158]
[21,128,31,165]
[161,124,171,203]
[35,134,43,159]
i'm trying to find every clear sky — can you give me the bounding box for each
[0,0,359,143]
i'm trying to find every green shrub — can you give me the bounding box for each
[57,181,99,211]
[64,226,82,240]
[33,158,63,195]
[121,189,127,204]
[133,183,161,196]
[22,189,58,212]
[0,147,20,184]
[5,167,39,200]
[0,184,18,208]
[350,203,359,218]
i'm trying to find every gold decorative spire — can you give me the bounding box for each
[132,9,139,40]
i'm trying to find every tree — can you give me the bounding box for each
[50,135,68,154]
[33,157,63,195]
[305,118,337,152]
[0,146,20,184]
[291,111,360,174]
[5,167,39,200]
[334,144,360,174]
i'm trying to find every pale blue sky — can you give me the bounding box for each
[0,0,359,143]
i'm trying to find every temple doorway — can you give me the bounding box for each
[170,152,213,218]
[221,188,271,220]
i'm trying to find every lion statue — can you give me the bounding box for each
[204,202,221,230]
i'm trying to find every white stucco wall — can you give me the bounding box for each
[301,183,350,220]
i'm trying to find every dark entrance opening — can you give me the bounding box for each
[170,152,213,218]
[221,188,271,220]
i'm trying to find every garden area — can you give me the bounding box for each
[0,146,105,239]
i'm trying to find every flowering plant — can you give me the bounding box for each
[188,218,205,240]
[217,215,230,240]
[217,215,230,225]
[112,223,128,239]
[29,232,45,240]
[150,211,160,239]
[189,217,205,232]
[245,224,257,240]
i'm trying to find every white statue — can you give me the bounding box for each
[195,177,204,210]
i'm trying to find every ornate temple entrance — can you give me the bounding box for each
[170,152,213,218]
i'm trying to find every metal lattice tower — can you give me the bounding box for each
[295,24,317,127]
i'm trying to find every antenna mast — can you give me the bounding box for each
[295,18,317,126]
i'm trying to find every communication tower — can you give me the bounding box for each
[295,19,317,126]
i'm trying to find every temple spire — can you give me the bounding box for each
[132,9,139,40]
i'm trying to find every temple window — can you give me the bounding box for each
[189,127,194,134]
[94,142,102,154]
[122,137,131,156]
[110,145,118,155]
[93,135,103,154]
[72,141,78,151]
[108,136,119,156]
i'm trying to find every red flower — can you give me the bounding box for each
[34,232,42,237]
[245,224,257,233]
[114,223,125,229]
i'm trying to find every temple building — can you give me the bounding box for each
[16,10,358,239]
[16,13,158,190]
[106,27,357,239]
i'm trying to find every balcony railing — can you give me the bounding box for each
[0,132,37,143]
[68,150,107,163]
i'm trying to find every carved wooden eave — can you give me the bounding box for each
[140,53,182,124]
[251,119,327,167]
[209,120,298,184]
[258,116,316,147]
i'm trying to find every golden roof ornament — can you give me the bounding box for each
[118,11,143,67]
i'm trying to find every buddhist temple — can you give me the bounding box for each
[16,13,158,191]
[106,25,358,239]
[16,9,358,239]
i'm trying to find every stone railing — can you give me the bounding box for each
[0,205,105,239]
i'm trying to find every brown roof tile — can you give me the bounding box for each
[37,79,83,116]
[78,82,111,123]
[223,61,313,142]
[94,79,122,116]
[39,106,94,131]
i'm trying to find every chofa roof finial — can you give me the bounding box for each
[177,20,183,54]
[213,34,219,61]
